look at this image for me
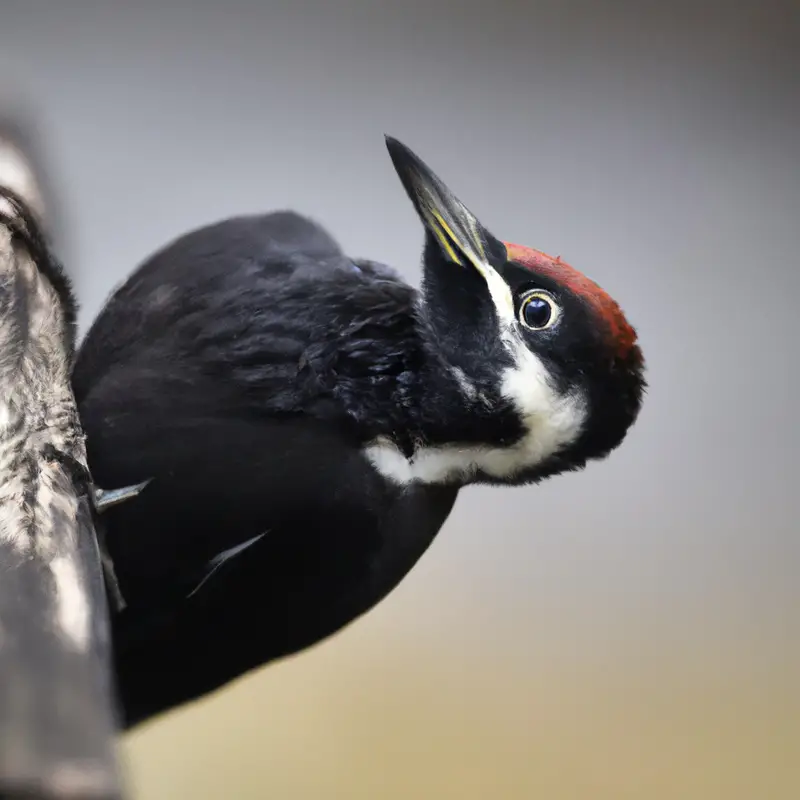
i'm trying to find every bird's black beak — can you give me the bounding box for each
[385,135,513,319]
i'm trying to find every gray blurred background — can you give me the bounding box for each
[1,0,798,797]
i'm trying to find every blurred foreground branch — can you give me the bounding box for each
[0,125,123,798]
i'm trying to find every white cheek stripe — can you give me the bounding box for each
[476,260,516,323]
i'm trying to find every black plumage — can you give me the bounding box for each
[72,138,645,727]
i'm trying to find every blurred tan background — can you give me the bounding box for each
[2,0,798,797]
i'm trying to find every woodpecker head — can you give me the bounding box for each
[384,136,645,483]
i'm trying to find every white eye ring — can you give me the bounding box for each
[518,290,561,331]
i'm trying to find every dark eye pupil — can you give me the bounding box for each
[523,297,552,328]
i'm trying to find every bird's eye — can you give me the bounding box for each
[518,290,560,331]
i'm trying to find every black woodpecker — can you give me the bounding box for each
[72,137,646,728]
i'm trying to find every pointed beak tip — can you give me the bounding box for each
[384,135,405,165]
[384,135,419,169]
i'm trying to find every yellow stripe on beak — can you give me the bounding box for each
[429,208,501,297]
[428,209,465,266]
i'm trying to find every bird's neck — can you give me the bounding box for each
[324,302,527,487]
